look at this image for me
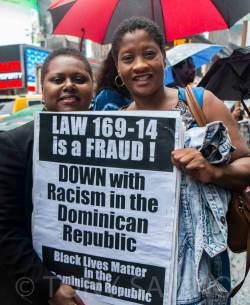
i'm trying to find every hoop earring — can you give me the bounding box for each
[115,75,124,88]
[41,100,47,111]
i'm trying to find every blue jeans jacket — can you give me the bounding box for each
[177,122,233,305]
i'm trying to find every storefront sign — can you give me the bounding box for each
[0,45,23,89]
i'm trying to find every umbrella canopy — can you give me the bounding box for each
[165,43,225,84]
[199,47,250,118]
[48,0,250,44]
[199,47,250,101]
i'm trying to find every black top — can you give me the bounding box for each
[0,122,60,305]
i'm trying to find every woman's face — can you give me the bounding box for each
[42,55,93,112]
[117,29,165,99]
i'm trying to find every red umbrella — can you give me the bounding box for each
[48,0,250,44]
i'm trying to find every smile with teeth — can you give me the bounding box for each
[60,96,78,103]
[134,74,151,81]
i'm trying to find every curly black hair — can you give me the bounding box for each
[111,16,165,63]
[95,49,131,98]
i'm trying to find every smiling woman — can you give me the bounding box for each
[41,48,93,112]
[0,48,93,305]
[116,29,165,102]
[111,16,250,305]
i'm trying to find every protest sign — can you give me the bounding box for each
[32,111,184,305]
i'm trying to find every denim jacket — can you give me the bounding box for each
[177,122,234,305]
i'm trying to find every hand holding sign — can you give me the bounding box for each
[49,284,84,305]
[171,148,216,183]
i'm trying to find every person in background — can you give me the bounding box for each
[230,101,245,121]
[93,49,132,110]
[244,106,250,119]
[111,16,250,305]
[169,57,196,88]
[0,48,93,305]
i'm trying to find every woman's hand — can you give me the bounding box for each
[171,148,220,184]
[49,284,84,305]
[231,106,242,121]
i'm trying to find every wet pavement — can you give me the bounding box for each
[230,250,250,305]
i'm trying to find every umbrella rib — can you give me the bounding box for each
[158,0,167,42]
[102,0,122,44]
[150,0,155,21]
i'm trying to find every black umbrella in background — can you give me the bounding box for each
[199,47,250,118]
